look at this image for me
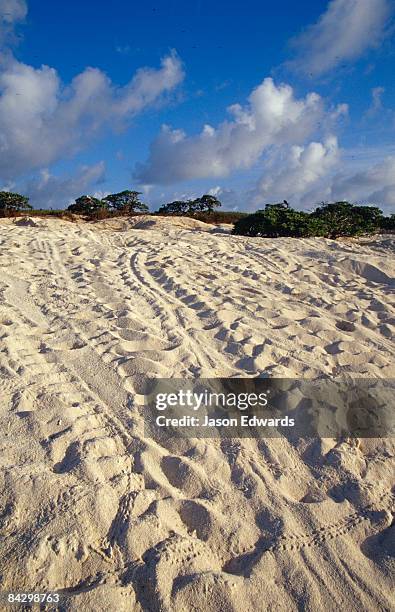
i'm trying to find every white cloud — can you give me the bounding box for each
[207,186,222,197]
[370,86,385,113]
[0,51,184,181]
[329,156,395,212]
[115,44,131,55]
[140,184,153,195]
[0,0,26,44]
[363,86,394,123]
[207,186,241,210]
[290,0,393,75]
[135,77,341,185]
[0,0,26,22]
[252,137,339,206]
[141,147,395,215]
[249,144,395,213]
[22,162,106,209]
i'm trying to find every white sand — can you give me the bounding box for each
[0,216,394,610]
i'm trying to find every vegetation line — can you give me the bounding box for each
[0,190,394,238]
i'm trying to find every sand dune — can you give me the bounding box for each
[0,217,394,610]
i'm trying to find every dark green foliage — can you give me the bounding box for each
[190,211,248,224]
[233,203,319,237]
[67,195,108,215]
[67,190,148,218]
[26,209,64,216]
[2,186,393,237]
[311,201,383,238]
[157,194,222,216]
[0,191,32,216]
[157,200,191,215]
[380,214,395,230]
[233,201,386,239]
[103,190,149,214]
[191,194,222,214]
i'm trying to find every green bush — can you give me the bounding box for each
[157,200,190,215]
[190,211,248,224]
[0,191,32,217]
[157,194,222,216]
[233,201,385,239]
[311,201,383,238]
[380,214,395,230]
[67,195,108,216]
[233,203,324,237]
[103,190,149,214]
[191,194,222,214]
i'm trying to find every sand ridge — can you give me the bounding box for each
[0,217,394,610]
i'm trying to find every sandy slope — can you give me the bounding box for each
[0,217,394,611]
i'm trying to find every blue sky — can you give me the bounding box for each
[0,0,394,212]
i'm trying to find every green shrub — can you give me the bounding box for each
[311,201,383,238]
[190,211,248,224]
[380,214,395,230]
[233,203,324,237]
[103,190,149,214]
[157,200,190,215]
[67,195,108,216]
[157,194,222,216]
[191,194,222,214]
[0,191,32,217]
[233,201,385,239]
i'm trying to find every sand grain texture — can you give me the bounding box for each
[0,217,394,611]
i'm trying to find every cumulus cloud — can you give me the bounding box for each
[0,51,184,181]
[363,86,391,121]
[370,86,385,113]
[134,77,343,185]
[250,144,395,213]
[22,162,106,209]
[206,186,241,210]
[251,136,339,207]
[290,0,393,75]
[329,156,395,212]
[0,0,26,44]
[0,0,26,23]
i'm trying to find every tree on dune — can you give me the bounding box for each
[190,194,222,214]
[67,195,108,215]
[0,191,32,217]
[233,203,316,237]
[103,190,149,214]
[157,194,222,215]
[233,201,386,238]
[311,201,383,238]
[380,214,395,230]
[157,200,191,215]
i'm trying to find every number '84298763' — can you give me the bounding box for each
[7,592,60,603]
